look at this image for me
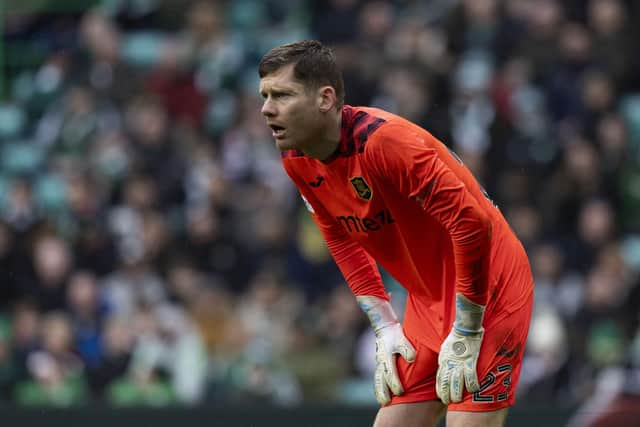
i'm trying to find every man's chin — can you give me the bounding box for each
[275,139,296,151]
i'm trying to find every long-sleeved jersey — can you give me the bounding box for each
[282,106,533,349]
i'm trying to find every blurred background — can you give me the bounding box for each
[1,0,640,426]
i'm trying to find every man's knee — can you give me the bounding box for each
[374,401,446,427]
[446,408,509,427]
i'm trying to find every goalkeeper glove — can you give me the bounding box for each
[356,295,416,406]
[436,293,486,405]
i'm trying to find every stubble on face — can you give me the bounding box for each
[259,65,321,152]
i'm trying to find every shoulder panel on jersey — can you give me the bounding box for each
[327,106,386,161]
[352,110,386,153]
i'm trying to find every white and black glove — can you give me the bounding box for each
[357,295,416,406]
[436,293,486,405]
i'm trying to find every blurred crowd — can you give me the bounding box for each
[1,0,640,410]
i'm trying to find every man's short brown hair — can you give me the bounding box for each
[259,40,345,108]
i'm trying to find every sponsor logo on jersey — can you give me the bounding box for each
[336,209,394,233]
[350,176,372,201]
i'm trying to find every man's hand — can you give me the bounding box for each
[436,293,486,405]
[356,295,416,406]
[374,322,416,405]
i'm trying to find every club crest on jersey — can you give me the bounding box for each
[350,176,372,201]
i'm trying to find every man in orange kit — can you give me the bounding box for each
[258,40,534,427]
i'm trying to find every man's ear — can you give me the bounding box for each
[318,86,337,113]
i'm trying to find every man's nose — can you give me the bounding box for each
[261,99,275,117]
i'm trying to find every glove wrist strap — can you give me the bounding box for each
[453,293,485,336]
[356,295,399,334]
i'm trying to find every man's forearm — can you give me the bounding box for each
[324,235,388,300]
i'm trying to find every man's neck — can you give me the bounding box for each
[303,109,342,161]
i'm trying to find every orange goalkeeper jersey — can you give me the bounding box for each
[281,106,533,347]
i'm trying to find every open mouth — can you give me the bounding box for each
[269,124,286,138]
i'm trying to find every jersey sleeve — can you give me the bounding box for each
[282,160,389,301]
[365,124,492,305]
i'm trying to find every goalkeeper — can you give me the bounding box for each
[258,40,534,427]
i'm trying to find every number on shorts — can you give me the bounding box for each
[472,364,512,403]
